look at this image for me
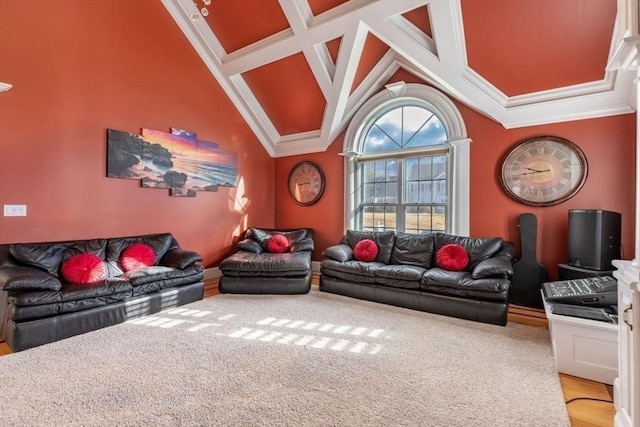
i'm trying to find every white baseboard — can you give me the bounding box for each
[312,261,321,272]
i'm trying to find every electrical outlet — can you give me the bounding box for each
[3,205,27,216]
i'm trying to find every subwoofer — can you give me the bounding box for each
[567,209,621,271]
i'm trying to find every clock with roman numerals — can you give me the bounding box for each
[288,161,325,206]
[500,136,587,207]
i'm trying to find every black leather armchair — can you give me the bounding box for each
[219,228,314,294]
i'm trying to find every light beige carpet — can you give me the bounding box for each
[0,288,569,426]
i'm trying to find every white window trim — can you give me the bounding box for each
[343,82,470,236]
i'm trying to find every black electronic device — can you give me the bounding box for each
[542,275,617,307]
[558,263,614,280]
[548,303,617,323]
[567,209,621,271]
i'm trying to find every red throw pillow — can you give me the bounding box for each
[61,253,107,285]
[266,234,289,253]
[436,244,469,271]
[121,243,156,272]
[353,239,378,262]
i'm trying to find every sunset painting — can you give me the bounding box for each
[106,127,238,197]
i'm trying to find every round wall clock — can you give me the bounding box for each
[287,161,326,206]
[500,136,587,207]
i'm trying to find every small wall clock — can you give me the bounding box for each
[500,136,588,207]
[287,161,325,206]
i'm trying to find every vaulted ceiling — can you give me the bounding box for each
[162,0,636,157]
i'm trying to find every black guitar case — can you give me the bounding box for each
[509,213,548,309]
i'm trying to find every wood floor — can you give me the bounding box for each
[0,280,615,426]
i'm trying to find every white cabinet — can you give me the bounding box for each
[542,295,618,384]
[613,260,639,427]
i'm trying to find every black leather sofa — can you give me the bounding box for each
[219,228,314,294]
[320,230,514,326]
[0,233,204,352]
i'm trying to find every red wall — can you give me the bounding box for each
[275,71,637,279]
[0,3,636,278]
[0,1,275,267]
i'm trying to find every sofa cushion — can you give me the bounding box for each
[160,248,204,269]
[435,244,469,271]
[373,264,425,290]
[0,266,62,291]
[8,279,134,307]
[105,233,175,277]
[422,268,510,294]
[237,239,263,253]
[128,265,204,292]
[353,239,378,262]
[346,230,395,264]
[323,244,353,262]
[9,244,67,276]
[320,259,383,284]
[60,253,107,285]
[472,257,513,279]
[248,228,307,249]
[219,252,311,277]
[9,239,108,277]
[290,238,314,252]
[390,232,434,268]
[434,233,503,270]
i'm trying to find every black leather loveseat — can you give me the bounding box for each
[219,228,314,294]
[320,230,514,326]
[0,232,204,351]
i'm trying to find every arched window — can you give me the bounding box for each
[343,82,470,235]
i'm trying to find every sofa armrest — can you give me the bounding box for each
[160,248,203,269]
[237,238,263,254]
[323,244,354,262]
[0,265,62,291]
[290,238,314,252]
[471,257,513,279]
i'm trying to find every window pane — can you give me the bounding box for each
[363,183,375,203]
[362,162,375,183]
[385,182,397,203]
[433,205,446,231]
[405,110,447,148]
[384,206,396,229]
[434,180,447,203]
[362,205,375,230]
[363,123,401,154]
[432,155,447,179]
[419,157,432,180]
[375,108,402,145]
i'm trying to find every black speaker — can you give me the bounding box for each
[567,209,621,271]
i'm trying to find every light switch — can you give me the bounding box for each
[3,205,27,216]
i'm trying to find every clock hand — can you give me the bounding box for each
[520,169,551,176]
[525,167,547,173]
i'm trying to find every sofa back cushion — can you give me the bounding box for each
[390,232,434,268]
[246,228,310,250]
[434,233,503,270]
[346,230,395,264]
[105,233,175,277]
[10,239,108,277]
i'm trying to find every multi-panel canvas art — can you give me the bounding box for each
[107,127,237,197]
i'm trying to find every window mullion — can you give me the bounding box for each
[397,159,405,232]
